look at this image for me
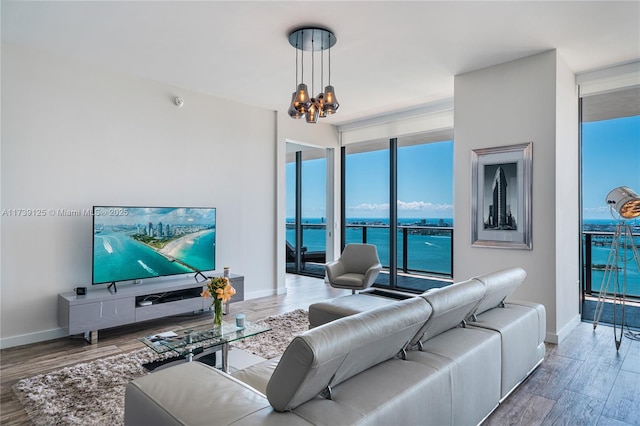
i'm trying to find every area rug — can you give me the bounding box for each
[12,309,308,426]
[232,308,309,359]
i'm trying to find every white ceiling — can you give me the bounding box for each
[2,1,639,126]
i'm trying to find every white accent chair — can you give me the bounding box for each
[325,243,382,294]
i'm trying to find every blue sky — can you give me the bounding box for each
[345,141,454,219]
[582,115,640,219]
[287,115,638,221]
[286,141,454,220]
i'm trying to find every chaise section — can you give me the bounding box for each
[125,362,285,425]
[308,294,394,327]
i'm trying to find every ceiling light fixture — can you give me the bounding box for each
[288,27,339,123]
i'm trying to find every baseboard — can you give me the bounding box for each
[545,313,581,344]
[244,288,279,300]
[0,327,68,349]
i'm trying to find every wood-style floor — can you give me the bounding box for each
[1,275,639,425]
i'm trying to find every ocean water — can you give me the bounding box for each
[287,218,640,296]
[173,230,216,271]
[287,218,453,276]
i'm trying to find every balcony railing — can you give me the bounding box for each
[583,230,640,298]
[286,222,453,278]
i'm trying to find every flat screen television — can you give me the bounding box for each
[92,206,216,286]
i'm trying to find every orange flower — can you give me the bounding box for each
[216,283,237,303]
[202,276,236,304]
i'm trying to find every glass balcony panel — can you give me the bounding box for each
[583,230,640,298]
[344,223,453,279]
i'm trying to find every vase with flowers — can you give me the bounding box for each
[201,276,236,329]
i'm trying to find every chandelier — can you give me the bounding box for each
[287,27,339,123]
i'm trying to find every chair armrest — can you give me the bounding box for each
[325,260,345,282]
[362,263,383,287]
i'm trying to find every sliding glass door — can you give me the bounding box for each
[286,144,327,277]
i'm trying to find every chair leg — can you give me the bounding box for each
[352,289,356,295]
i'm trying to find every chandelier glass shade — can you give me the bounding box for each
[288,27,339,123]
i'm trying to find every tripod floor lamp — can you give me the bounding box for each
[592,186,640,350]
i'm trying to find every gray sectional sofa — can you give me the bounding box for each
[124,267,545,426]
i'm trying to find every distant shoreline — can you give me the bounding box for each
[159,229,212,258]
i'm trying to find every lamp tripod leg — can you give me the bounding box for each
[593,225,620,331]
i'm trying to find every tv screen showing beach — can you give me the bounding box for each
[92,206,216,285]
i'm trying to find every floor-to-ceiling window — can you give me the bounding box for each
[342,131,454,292]
[580,86,640,327]
[285,144,327,277]
[343,140,391,273]
[397,137,454,285]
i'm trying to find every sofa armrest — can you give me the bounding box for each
[125,362,270,426]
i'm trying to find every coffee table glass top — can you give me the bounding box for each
[141,321,270,356]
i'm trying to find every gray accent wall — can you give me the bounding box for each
[453,50,580,344]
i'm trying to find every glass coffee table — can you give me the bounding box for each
[141,320,270,372]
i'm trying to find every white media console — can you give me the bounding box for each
[58,273,244,343]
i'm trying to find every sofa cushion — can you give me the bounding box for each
[266,297,432,412]
[410,278,485,346]
[231,357,280,395]
[469,301,546,399]
[409,326,502,426]
[288,357,453,426]
[472,266,526,317]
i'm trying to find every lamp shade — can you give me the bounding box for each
[288,92,304,119]
[606,186,640,219]
[315,93,326,118]
[306,100,320,123]
[323,85,339,114]
[292,83,312,113]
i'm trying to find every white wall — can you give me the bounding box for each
[554,54,581,339]
[454,50,580,343]
[0,44,279,347]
